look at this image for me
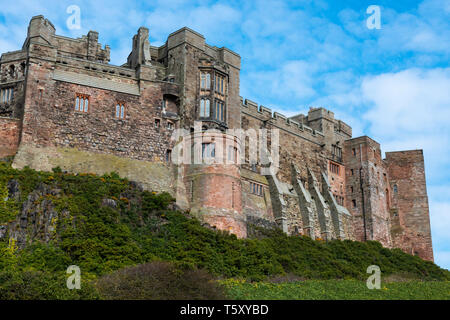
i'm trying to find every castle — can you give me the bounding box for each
[0,16,433,261]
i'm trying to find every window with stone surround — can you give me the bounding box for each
[167,121,174,130]
[115,102,125,119]
[352,199,357,208]
[200,72,211,90]
[75,93,89,113]
[250,181,263,196]
[0,87,13,104]
[332,144,342,161]
[214,74,226,94]
[214,99,225,122]
[202,143,215,159]
[154,118,160,129]
[165,149,172,163]
[199,98,210,117]
[330,162,340,175]
[228,146,238,163]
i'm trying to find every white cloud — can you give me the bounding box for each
[361,68,450,175]
[430,201,450,270]
[360,68,450,270]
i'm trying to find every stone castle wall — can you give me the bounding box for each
[386,150,433,261]
[0,117,20,158]
[0,15,434,261]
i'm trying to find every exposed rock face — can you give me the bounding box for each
[3,182,63,248]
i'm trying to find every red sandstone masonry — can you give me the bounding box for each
[0,117,20,158]
[386,150,433,261]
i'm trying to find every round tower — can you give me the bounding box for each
[183,130,244,237]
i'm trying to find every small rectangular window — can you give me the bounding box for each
[250,182,263,196]
[154,119,160,129]
[115,102,125,119]
[200,72,211,90]
[166,149,172,163]
[228,146,238,163]
[330,162,340,175]
[75,93,89,113]
[200,98,210,117]
[167,121,174,130]
[202,143,215,159]
[352,199,357,208]
[352,148,356,156]
[214,100,225,122]
[332,144,342,160]
[0,88,14,103]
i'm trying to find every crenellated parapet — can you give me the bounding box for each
[240,97,326,145]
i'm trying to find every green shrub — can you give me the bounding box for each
[0,269,100,300]
[96,261,226,300]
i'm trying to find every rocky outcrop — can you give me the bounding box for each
[1,181,66,248]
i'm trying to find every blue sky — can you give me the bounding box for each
[0,0,449,270]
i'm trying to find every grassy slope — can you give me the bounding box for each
[222,279,450,300]
[0,161,449,299]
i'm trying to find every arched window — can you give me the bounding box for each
[206,74,210,89]
[200,99,205,117]
[75,94,90,113]
[115,102,125,119]
[200,98,210,117]
[84,98,89,112]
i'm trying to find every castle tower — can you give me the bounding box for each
[386,150,433,261]
[182,128,244,237]
[344,136,392,247]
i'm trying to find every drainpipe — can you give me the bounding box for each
[359,144,367,241]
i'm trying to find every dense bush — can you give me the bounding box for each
[0,269,99,300]
[96,261,226,300]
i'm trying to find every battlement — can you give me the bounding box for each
[240,97,342,143]
[22,16,110,63]
[161,27,240,69]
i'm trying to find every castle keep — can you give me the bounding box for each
[0,16,433,260]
